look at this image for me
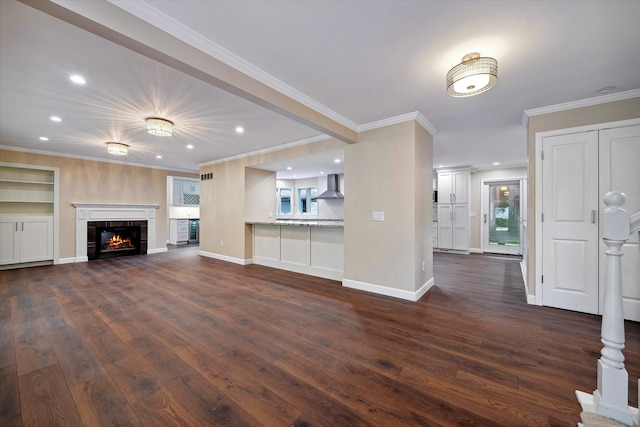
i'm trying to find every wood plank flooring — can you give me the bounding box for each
[1,248,638,426]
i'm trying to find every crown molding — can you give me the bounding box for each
[0,145,198,174]
[358,111,437,135]
[199,134,331,167]
[108,0,358,132]
[522,88,640,127]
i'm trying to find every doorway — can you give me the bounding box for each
[482,179,523,255]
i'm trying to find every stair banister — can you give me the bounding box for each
[576,191,639,426]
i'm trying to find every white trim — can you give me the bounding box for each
[108,0,359,133]
[474,163,527,172]
[147,247,168,255]
[253,256,343,281]
[522,89,640,127]
[358,111,437,136]
[469,247,483,253]
[0,145,197,174]
[72,203,160,209]
[199,250,251,265]
[57,257,78,264]
[342,277,434,302]
[199,134,330,167]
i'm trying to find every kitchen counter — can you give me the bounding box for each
[248,220,344,227]
[250,222,344,280]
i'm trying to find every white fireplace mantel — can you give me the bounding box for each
[73,203,163,262]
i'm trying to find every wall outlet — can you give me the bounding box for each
[268,211,273,218]
[470,211,477,217]
[219,240,224,246]
[372,211,385,221]
[422,260,426,271]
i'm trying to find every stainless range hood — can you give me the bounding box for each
[315,174,344,199]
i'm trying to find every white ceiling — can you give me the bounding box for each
[1,0,639,175]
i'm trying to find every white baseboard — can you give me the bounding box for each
[469,247,483,253]
[147,247,168,254]
[342,277,434,302]
[57,257,80,264]
[199,250,252,265]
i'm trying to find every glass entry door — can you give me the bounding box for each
[483,181,521,255]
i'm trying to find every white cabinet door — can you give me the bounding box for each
[542,131,599,314]
[452,204,469,250]
[438,172,453,203]
[452,171,469,204]
[20,217,53,262]
[0,216,52,265]
[0,219,20,265]
[437,204,453,249]
[599,124,640,321]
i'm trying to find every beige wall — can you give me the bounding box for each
[245,167,276,222]
[344,121,433,292]
[469,167,527,250]
[526,96,640,295]
[0,149,197,259]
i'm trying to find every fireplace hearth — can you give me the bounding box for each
[87,221,147,260]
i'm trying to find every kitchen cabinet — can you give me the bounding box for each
[169,219,189,244]
[437,170,469,204]
[0,216,53,265]
[169,177,200,206]
[436,170,469,251]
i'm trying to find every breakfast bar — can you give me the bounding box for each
[249,220,344,281]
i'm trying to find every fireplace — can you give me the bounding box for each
[87,221,147,260]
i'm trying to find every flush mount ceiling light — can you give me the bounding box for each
[107,142,128,156]
[146,117,173,137]
[446,52,498,97]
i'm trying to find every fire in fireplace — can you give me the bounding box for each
[87,221,147,260]
[101,231,136,251]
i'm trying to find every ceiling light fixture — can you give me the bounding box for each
[146,117,173,137]
[50,116,62,122]
[235,126,244,134]
[39,136,49,141]
[446,52,498,97]
[186,144,194,149]
[106,142,128,156]
[69,74,86,85]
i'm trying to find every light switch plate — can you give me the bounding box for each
[372,211,385,221]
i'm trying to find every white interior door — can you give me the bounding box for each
[542,131,599,314]
[599,124,640,321]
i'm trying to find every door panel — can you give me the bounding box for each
[599,124,640,321]
[542,131,599,314]
[437,204,452,249]
[452,204,468,250]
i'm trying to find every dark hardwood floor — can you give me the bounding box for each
[1,248,638,426]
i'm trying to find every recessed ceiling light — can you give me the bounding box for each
[437,165,444,168]
[595,86,616,94]
[334,159,341,163]
[493,162,500,165]
[320,171,325,174]
[69,74,86,85]
[293,174,297,178]
[50,116,62,122]
[286,166,292,170]
[186,144,194,149]
[235,126,244,134]
[39,136,49,141]
[156,155,162,159]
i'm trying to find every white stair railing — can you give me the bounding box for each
[576,191,639,427]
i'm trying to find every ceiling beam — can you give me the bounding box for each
[19,0,358,144]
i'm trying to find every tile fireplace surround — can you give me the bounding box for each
[73,203,162,263]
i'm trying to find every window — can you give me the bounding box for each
[277,188,292,215]
[297,187,318,215]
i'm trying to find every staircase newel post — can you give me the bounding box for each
[594,191,633,425]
